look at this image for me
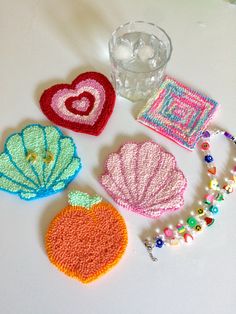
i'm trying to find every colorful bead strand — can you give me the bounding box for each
[144,129,236,262]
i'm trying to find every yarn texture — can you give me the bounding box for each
[0,124,81,200]
[100,141,187,218]
[46,191,127,283]
[137,76,219,150]
[40,72,116,136]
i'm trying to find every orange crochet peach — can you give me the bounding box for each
[45,190,127,283]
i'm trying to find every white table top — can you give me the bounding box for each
[0,1,236,314]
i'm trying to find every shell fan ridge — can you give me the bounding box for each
[100,141,187,218]
[0,124,82,200]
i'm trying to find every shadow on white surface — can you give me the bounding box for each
[40,0,113,73]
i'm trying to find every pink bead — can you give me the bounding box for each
[164,227,174,238]
[204,194,214,203]
[233,165,236,173]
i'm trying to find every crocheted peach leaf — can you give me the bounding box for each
[46,191,127,284]
[100,141,187,219]
[0,124,82,200]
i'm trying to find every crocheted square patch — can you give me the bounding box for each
[137,76,219,150]
[40,72,116,136]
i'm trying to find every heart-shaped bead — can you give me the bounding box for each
[40,72,116,136]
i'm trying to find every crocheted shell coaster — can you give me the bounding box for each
[0,124,82,200]
[137,76,219,150]
[100,141,187,219]
[46,191,127,284]
[40,72,116,136]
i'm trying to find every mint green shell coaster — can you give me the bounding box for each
[0,124,82,200]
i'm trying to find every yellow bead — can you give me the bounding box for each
[209,179,219,190]
[43,151,54,164]
[26,152,37,163]
[197,208,204,216]
[195,225,202,232]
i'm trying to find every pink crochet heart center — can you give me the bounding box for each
[51,79,105,126]
[40,72,116,136]
[65,92,95,116]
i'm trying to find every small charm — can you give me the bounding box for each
[223,184,234,194]
[208,167,216,175]
[216,193,224,202]
[209,179,219,190]
[224,131,233,139]
[155,238,164,248]
[202,130,211,138]
[204,194,214,205]
[144,240,158,262]
[201,142,210,151]
[196,207,205,216]
[170,238,179,246]
[176,223,186,234]
[184,233,194,244]
[195,225,202,232]
[209,205,219,214]
[187,216,198,228]
[164,227,174,238]
[204,155,214,163]
[204,216,215,226]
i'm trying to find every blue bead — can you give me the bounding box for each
[209,205,219,214]
[204,155,214,163]
[155,238,164,248]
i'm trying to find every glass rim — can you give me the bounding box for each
[109,21,173,74]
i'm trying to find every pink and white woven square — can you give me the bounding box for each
[137,76,219,150]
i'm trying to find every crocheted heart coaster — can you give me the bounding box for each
[40,72,116,136]
[0,124,82,200]
[100,141,187,219]
[137,76,219,150]
[46,190,127,284]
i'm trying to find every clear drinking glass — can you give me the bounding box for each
[109,21,172,101]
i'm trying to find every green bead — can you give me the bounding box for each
[187,216,198,228]
[216,193,224,202]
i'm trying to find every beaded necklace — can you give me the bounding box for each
[144,129,236,262]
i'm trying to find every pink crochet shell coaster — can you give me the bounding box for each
[137,76,219,150]
[100,141,187,219]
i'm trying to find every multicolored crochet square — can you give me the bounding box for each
[137,76,219,150]
[46,190,127,284]
[0,124,82,200]
[40,72,116,136]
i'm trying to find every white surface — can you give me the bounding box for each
[0,1,236,314]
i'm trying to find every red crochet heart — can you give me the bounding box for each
[40,72,116,136]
